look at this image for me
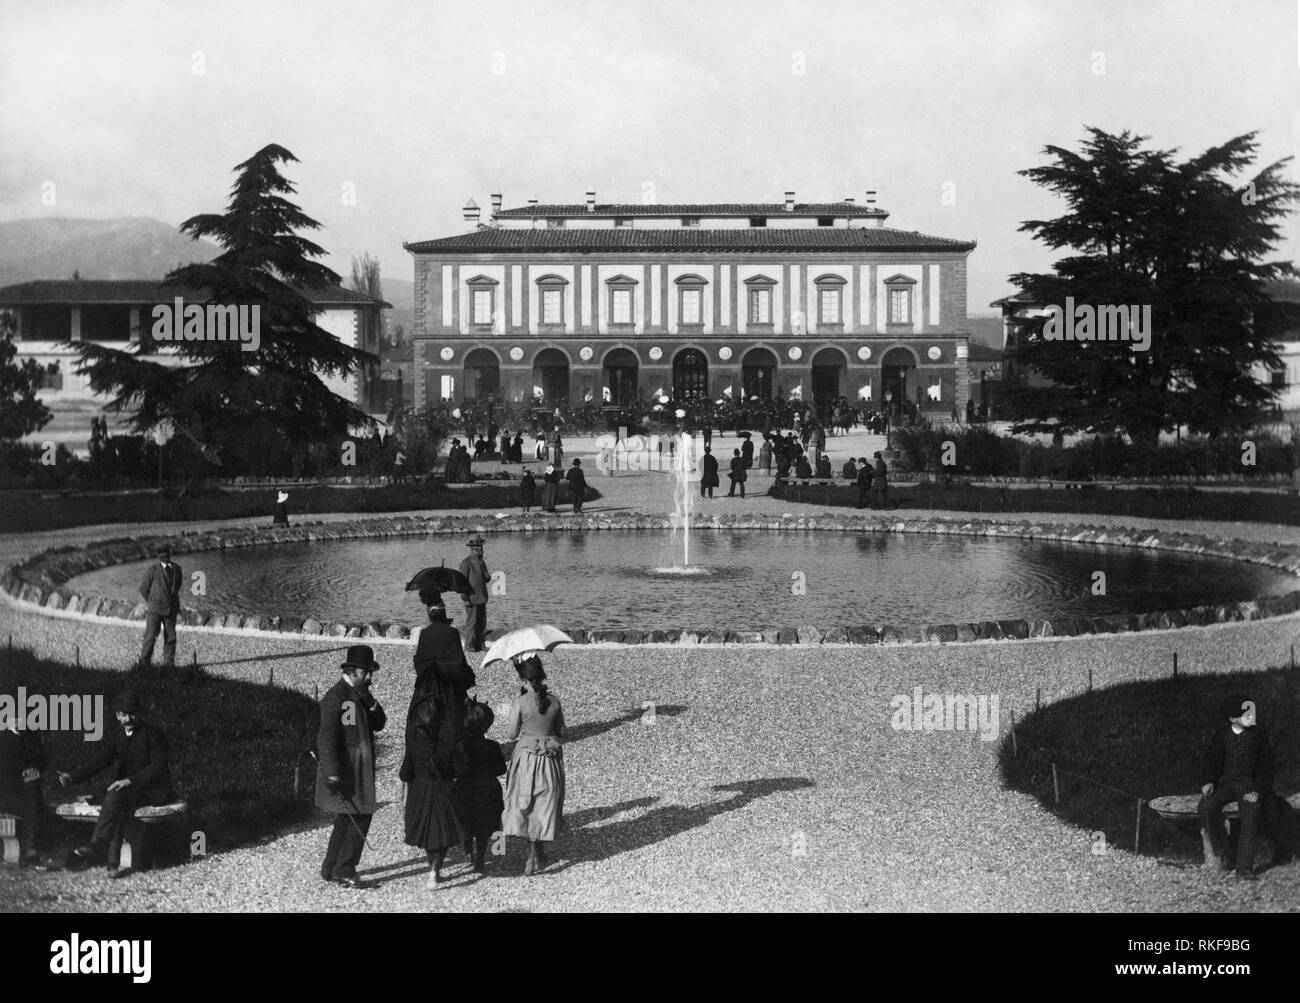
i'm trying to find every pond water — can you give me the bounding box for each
[67,530,1297,632]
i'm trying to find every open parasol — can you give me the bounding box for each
[481,625,573,667]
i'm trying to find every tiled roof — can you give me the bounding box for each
[0,279,390,308]
[404,227,975,254]
[495,203,887,218]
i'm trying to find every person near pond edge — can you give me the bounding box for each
[855,457,874,508]
[1199,694,1275,880]
[459,535,490,652]
[502,656,566,875]
[519,467,536,513]
[542,463,561,512]
[871,452,889,509]
[137,544,182,669]
[727,448,747,498]
[566,458,587,514]
[700,446,719,499]
[58,690,174,878]
[315,645,387,890]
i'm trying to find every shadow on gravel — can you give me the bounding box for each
[999,667,1300,861]
[566,704,687,744]
[543,777,815,872]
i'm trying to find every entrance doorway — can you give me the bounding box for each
[673,348,709,402]
[533,348,570,405]
[810,347,846,407]
[602,348,639,406]
[879,346,917,418]
[741,347,778,400]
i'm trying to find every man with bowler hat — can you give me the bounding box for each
[459,535,490,652]
[59,691,174,878]
[138,544,182,668]
[317,645,387,889]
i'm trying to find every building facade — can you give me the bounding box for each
[405,192,976,415]
[0,280,391,432]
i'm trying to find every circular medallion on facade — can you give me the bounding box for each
[857,346,872,361]
[718,346,733,361]
[509,346,524,361]
[579,346,594,362]
[787,346,802,361]
[439,347,454,362]
[927,346,942,361]
[648,346,663,361]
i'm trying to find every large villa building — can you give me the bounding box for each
[404,191,978,414]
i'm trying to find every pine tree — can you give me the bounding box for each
[1006,128,1299,447]
[0,312,53,443]
[71,144,375,474]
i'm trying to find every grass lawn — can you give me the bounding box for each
[1,649,319,864]
[0,481,596,533]
[771,481,1300,526]
[999,665,1300,860]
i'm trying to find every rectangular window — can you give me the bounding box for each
[748,217,767,227]
[611,289,632,324]
[546,218,566,229]
[819,288,841,325]
[817,217,834,227]
[749,288,771,324]
[541,288,563,325]
[613,217,632,228]
[680,289,702,325]
[681,216,700,227]
[889,288,911,324]
[472,289,493,325]
[440,374,455,400]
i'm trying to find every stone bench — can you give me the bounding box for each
[55,797,191,870]
[1148,792,1300,867]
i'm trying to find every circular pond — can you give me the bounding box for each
[66,530,1298,632]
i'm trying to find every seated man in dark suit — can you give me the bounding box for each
[1199,694,1275,881]
[0,723,48,866]
[58,691,174,878]
[841,457,858,481]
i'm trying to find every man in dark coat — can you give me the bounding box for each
[727,449,747,498]
[316,645,387,889]
[855,457,874,508]
[841,457,858,481]
[0,723,47,866]
[795,455,813,484]
[566,458,587,514]
[459,535,490,652]
[519,468,537,513]
[871,451,889,509]
[814,453,832,479]
[700,446,720,499]
[137,544,182,668]
[58,691,174,877]
[1198,694,1282,881]
[740,434,754,469]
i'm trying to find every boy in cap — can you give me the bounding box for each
[138,544,182,668]
[452,700,507,875]
[317,645,387,889]
[58,690,174,877]
[1199,694,1274,880]
[459,535,490,652]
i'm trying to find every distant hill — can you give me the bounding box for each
[965,314,1003,349]
[0,217,221,286]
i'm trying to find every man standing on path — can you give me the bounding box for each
[871,451,889,509]
[854,457,874,509]
[138,544,181,669]
[566,458,587,514]
[459,534,490,652]
[727,448,747,498]
[316,646,387,890]
[700,446,719,499]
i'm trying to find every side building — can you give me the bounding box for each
[404,191,976,416]
[0,279,390,448]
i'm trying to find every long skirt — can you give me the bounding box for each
[405,776,471,851]
[501,748,565,842]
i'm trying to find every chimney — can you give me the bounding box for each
[528,197,539,207]
[586,187,596,213]
[784,190,795,212]
[490,192,503,216]
[463,198,481,230]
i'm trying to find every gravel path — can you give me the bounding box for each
[1,473,1298,912]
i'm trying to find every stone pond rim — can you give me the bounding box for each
[5,512,1300,647]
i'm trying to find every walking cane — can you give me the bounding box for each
[308,750,373,852]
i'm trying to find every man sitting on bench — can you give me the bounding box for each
[1199,694,1275,881]
[58,690,174,878]
[0,721,48,867]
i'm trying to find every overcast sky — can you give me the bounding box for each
[2,0,1297,311]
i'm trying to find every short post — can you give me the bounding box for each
[313,683,319,702]
[1087,667,1093,693]
[191,651,198,667]
[1035,687,1041,713]
[1173,652,1178,678]
[1051,763,1060,804]
[293,760,300,798]
[1134,798,1143,852]
[75,645,80,668]
[1010,709,1018,758]
[267,665,275,686]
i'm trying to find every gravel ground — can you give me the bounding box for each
[1,471,1298,912]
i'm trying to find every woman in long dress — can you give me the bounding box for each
[502,656,566,875]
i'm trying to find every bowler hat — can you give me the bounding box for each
[1219,694,1251,720]
[113,690,143,714]
[341,645,380,671]
[467,534,486,548]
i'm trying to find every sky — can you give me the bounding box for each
[2,0,1297,312]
